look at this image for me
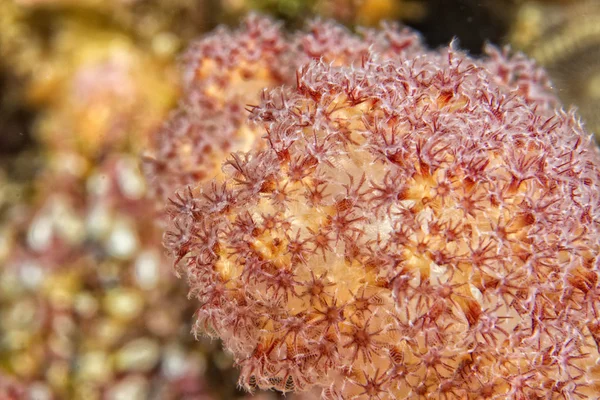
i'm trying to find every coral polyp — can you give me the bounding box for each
[156,17,600,399]
[143,14,425,200]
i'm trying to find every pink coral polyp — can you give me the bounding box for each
[162,17,600,399]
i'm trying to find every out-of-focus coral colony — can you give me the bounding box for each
[1,1,599,400]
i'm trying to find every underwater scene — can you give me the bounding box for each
[1,1,600,399]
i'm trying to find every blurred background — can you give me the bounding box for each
[1,0,598,399]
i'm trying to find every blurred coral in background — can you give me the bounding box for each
[0,1,236,399]
[219,0,426,27]
[508,0,600,139]
[0,154,226,399]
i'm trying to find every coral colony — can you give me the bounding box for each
[146,16,600,399]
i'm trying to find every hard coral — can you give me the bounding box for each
[159,17,600,399]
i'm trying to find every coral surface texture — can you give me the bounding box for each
[150,16,600,399]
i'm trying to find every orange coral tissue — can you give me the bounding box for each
[149,16,600,400]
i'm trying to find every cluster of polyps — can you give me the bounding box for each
[143,14,427,201]
[157,16,600,400]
